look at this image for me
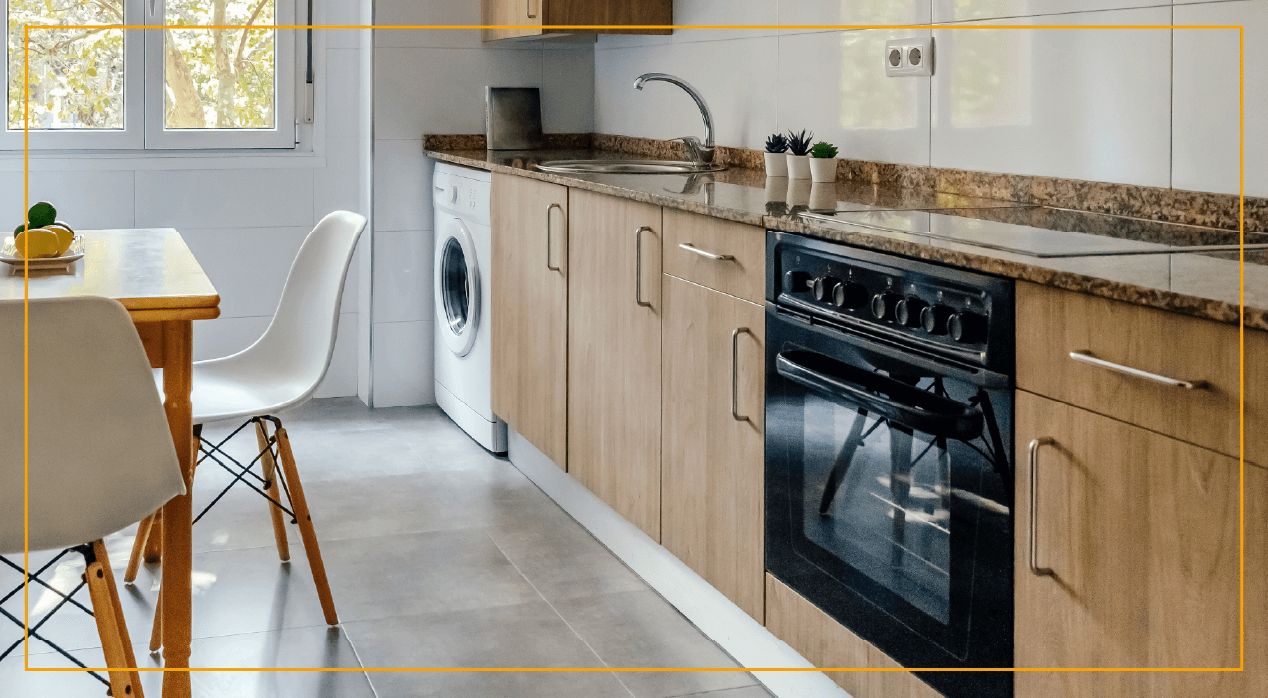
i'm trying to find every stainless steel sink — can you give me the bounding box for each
[534,159,726,175]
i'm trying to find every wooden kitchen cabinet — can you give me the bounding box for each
[661,275,765,621]
[481,0,673,42]
[490,173,569,468]
[1014,390,1265,697]
[567,189,663,540]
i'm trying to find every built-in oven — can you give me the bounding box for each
[765,231,1014,698]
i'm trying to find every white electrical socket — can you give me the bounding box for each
[884,37,934,77]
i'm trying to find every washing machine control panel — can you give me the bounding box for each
[433,167,491,227]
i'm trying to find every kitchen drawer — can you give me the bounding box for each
[1017,282,1265,465]
[662,209,765,304]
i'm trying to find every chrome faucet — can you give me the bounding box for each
[634,73,716,166]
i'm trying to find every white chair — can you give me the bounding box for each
[1,296,187,698]
[125,210,367,635]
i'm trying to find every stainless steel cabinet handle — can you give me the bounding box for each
[546,203,563,273]
[635,226,654,308]
[732,328,752,422]
[679,242,734,261]
[1028,437,1055,577]
[1068,351,1203,389]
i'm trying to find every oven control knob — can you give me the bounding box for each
[894,297,928,327]
[784,270,811,294]
[920,304,954,335]
[812,276,841,303]
[949,311,987,344]
[833,282,869,309]
[871,292,901,321]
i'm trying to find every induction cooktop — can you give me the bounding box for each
[800,207,1268,258]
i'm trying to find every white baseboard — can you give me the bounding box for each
[507,427,852,698]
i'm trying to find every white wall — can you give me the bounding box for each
[369,0,594,407]
[6,0,375,399]
[594,0,1267,197]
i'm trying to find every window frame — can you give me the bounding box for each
[1,0,297,151]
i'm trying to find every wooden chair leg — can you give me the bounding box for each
[123,512,157,584]
[84,540,144,698]
[254,420,291,562]
[147,522,163,653]
[141,509,163,563]
[274,425,338,625]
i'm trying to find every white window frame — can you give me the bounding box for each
[1,0,296,150]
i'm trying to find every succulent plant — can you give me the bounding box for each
[765,132,788,154]
[810,141,838,159]
[786,129,814,156]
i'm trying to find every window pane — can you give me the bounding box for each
[6,0,125,130]
[164,0,275,130]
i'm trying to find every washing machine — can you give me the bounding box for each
[432,162,506,453]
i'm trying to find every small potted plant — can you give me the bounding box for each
[809,141,839,183]
[764,132,789,176]
[786,129,813,179]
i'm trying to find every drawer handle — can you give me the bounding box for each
[1068,351,1204,390]
[679,242,734,262]
[546,203,563,273]
[1028,437,1055,577]
[732,328,751,422]
[635,226,654,308]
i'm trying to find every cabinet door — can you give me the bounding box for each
[662,276,765,621]
[490,173,568,468]
[481,0,543,42]
[1015,391,1262,697]
[567,189,662,540]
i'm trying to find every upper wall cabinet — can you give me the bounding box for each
[481,0,673,42]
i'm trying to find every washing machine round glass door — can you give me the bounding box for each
[435,218,481,357]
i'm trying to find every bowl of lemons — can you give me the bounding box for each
[1,202,82,270]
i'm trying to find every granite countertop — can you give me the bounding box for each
[426,147,1267,331]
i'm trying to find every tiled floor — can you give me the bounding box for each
[1,399,774,698]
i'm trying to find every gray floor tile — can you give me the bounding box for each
[345,599,632,698]
[666,686,777,698]
[321,529,541,623]
[553,590,759,698]
[487,515,649,603]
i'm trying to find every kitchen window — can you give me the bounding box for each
[3,0,295,150]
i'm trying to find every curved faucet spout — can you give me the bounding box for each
[633,72,715,161]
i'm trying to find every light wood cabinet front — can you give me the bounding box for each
[481,0,542,42]
[1014,390,1264,697]
[567,189,663,540]
[661,275,765,621]
[481,0,673,41]
[662,209,766,304]
[490,173,568,468]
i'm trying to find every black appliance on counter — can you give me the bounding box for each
[764,231,1015,698]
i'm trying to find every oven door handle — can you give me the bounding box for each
[775,351,985,441]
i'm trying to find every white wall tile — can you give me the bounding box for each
[932,0,1168,24]
[778,29,931,166]
[1174,1,1267,197]
[0,170,136,230]
[135,168,316,229]
[325,49,364,138]
[374,0,492,50]
[594,36,779,149]
[371,320,434,407]
[542,49,597,133]
[374,47,544,140]
[930,8,1172,187]
[314,313,359,398]
[179,226,311,319]
[671,0,778,43]
[373,142,434,232]
[316,137,364,219]
[373,229,431,324]
[779,0,931,34]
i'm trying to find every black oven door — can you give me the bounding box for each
[765,305,1013,698]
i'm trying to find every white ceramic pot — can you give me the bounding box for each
[764,152,788,177]
[787,154,811,180]
[810,157,838,183]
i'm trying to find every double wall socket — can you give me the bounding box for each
[884,37,934,77]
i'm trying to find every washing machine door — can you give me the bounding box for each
[435,217,480,357]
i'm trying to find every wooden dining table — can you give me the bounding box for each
[0,228,218,698]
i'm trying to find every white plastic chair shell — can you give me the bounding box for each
[0,296,186,555]
[175,210,368,425]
